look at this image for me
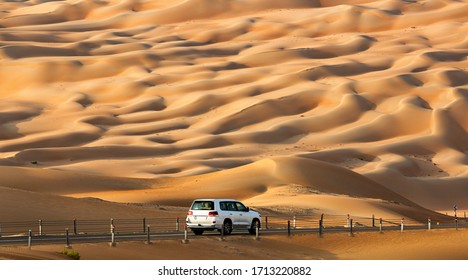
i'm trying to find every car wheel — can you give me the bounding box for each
[222,219,232,235]
[192,229,204,235]
[249,219,260,234]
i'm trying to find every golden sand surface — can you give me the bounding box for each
[0,0,467,224]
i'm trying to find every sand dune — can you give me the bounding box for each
[0,185,181,222]
[0,0,467,222]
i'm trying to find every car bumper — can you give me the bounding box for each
[186,217,221,229]
[186,223,218,229]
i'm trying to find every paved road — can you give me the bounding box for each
[0,223,464,247]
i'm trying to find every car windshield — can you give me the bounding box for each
[191,201,214,210]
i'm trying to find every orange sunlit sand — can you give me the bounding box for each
[0,0,467,259]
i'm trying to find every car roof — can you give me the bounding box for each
[192,199,238,201]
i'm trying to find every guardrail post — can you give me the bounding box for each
[220,224,225,241]
[372,214,375,227]
[464,212,466,222]
[319,214,324,237]
[39,220,43,236]
[400,218,404,232]
[346,214,350,228]
[379,218,383,233]
[176,217,180,232]
[73,219,77,235]
[110,218,116,247]
[28,230,32,249]
[110,226,116,247]
[143,218,146,233]
[456,217,459,230]
[349,219,354,236]
[293,214,297,230]
[182,225,189,244]
[287,220,291,237]
[255,223,260,240]
[146,225,151,244]
[110,218,114,234]
[428,218,431,231]
[265,216,268,229]
[65,228,71,249]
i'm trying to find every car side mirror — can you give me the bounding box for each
[245,207,250,212]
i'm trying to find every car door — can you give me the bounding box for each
[188,200,215,227]
[234,201,250,226]
[221,201,241,227]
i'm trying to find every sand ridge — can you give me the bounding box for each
[0,0,467,221]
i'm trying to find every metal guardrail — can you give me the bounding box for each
[0,217,183,237]
[0,214,465,247]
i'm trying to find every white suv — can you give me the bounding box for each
[186,199,261,235]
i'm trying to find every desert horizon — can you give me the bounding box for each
[0,0,467,260]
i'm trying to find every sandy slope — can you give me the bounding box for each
[0,0,467,222]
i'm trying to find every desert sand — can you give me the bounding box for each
[0,0,467,229]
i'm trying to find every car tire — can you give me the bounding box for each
[249,219,260,234]
[222,219,232,235]
[192,229,204,235]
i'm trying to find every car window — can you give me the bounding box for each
[220,202,227,211]
[221,201,237,211]
[235,202,247,211]
[191,201,214,210]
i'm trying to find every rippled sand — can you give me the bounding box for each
[0,0,467,221]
